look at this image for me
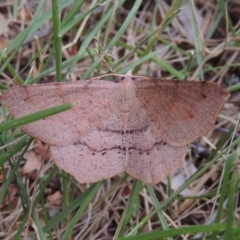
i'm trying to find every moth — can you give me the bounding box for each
[0,72,229,183]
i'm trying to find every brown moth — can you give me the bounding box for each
[0,72,230,183]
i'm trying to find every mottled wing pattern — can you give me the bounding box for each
[0,74,229,184]
[135,79,230,146]
[51,125,127,183]
[0,80,119,146]
[124,124,187,183]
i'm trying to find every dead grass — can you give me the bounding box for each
[0,0,240,239]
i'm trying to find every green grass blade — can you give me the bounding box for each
[0,103,72,133]
[116,223,227,240]
[42,181,103,233]
[52,0,63,82]
[114,180,143,238]
[82,0,141,78]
